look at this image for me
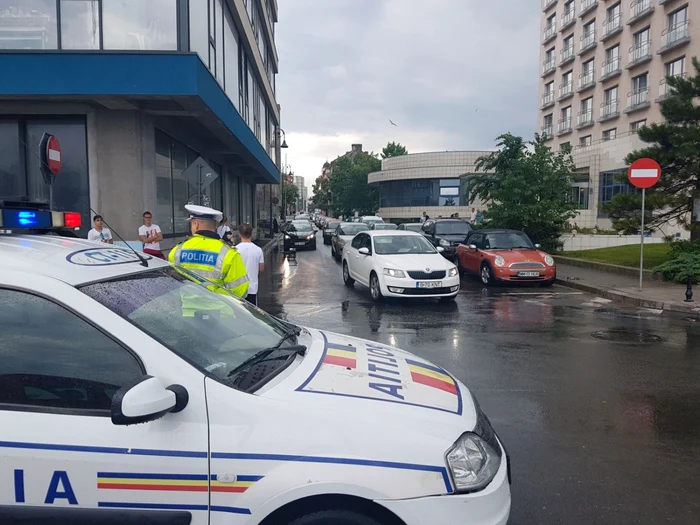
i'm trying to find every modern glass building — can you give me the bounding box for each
[367,151,491,222]
[0,0,280,244]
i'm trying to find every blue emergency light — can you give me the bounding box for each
[2,209,52,229]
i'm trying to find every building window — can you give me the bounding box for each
[223,5,239,109]
[560,142,571,151]
[666,56,684,77]
[630,119,647,132]
[59,0,100,49]
[602,128,617,141]
[0,120,23,198]
[102,0,177,50]
[579,135,592,147]
[570,185,589,210]
[598,169,634,217]
[0,0,58,49]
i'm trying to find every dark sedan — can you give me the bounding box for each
[284,222,317,251]
[323,220,341,245]
[421,219,472,259]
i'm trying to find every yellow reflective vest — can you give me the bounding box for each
[169,231,249,302]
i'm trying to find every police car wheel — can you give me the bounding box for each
[288,509,383,525]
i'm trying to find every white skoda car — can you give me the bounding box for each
[342,231,461,301]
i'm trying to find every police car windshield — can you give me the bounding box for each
[80,268,297,390]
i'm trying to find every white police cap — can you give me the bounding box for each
[185,204,223,222]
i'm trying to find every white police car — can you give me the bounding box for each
[0,207,510,525]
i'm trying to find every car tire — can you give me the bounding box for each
[288,510,383,525]
[480,263,494,286]
[311,242,317,251]
[343,262,355,287]
[369,272,383,302]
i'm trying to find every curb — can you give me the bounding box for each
[554,255,664,281]
[556,278,700,314]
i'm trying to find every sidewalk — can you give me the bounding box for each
[556,263,699,314]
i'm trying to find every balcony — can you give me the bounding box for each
[599,100,620,121]
[627,40,652,68]
[628,0,653,25]
[557,117,573,135]
[562,7,576,30]
[656,73,685,102]
[558,81,574,101]
[600,57,621,81]
[542,57,557,76]
[542,125,554,140]
[625,88,650,113]
[578,70,596,92]
[576,110,594,129]
[543,0,558,11]
[659,20,690,54]
[560,45,575,67]
[542,91,556,109]
[543,24,557,44]
[579,31,597,54]
[580,0,598,18]
[602,15,622,41]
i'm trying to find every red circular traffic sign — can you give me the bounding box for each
[46,135,62,175]
[628,158,661,189]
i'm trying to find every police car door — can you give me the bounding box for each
[0,271,210,525]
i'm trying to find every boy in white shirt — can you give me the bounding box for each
[87,215,113,244]
[236,223,264,306]
[138,211,164,259]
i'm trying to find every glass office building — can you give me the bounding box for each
[0,0,280,243]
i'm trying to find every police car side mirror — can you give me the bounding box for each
[111,376,189,426]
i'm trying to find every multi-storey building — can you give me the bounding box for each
[538,0,696,230]
[0,0,281,245]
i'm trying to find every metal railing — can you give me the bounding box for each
[629,39,651,65]
[577,109,593,126]
[579,70,595,89]
[580,0,597,17]
[629,0,652,23]
[561,45,575,63]
[543,56,556,74]
[601,57,621,78]
[543,0,557,10]
[541,125,554,138]
[558,117,573,133]
[660,20,690,51]
[603,15,621,38]
[562,6,576,28]
[580,30,596,52]
[544,23,557,42]
[600,100,619,119]
[559,81,573,98]
[542,91,555,107]
[627,88,649,109]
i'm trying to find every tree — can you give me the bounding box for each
[282,183,299,214]
[381,141,408,159]
[329,153,381,218]
[310,175,332,213]
[603,57,700,240]
[470,133,578,252]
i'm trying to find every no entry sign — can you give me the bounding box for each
[46,135,62,175]
[628,158,661,189]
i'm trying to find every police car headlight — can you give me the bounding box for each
[494,256,505,267]
[544,255,555,266]
[448,267,459,277]
[445,404,502,493]
[383,268,406,278]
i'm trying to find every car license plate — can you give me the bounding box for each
[518,271,540,277]
[417,281,442,288]
[295,242,306,246]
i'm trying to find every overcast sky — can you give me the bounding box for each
[276,0,541,193]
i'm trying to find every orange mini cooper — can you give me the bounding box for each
[454,229,556,286]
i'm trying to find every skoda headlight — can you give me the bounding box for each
[445,398,502,493]
[439,239,451,248]
[383,268,406,278]
[544,254,555,266]
[448,267,459,277]
[494,255,505,267]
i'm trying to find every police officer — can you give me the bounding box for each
[169,205,249,299]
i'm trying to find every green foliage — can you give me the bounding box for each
[381,141,408,159]
[329,153,381,218]
[605,57,700,239]
[654,240,700,283]
[310,176,331,213]
[470,133,578,252]
[282,183,299,213]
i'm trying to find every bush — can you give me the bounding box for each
[654,241,700,283]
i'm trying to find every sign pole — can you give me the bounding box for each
[639,188,645,291]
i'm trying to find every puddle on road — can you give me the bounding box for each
[591,327,665,344]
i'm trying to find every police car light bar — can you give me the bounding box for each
[0,208,82,231]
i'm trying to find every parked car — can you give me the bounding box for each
[361,215,384,228]
[370,223,398,231]
[284,221,317,251]
[421,219,472,260]
[331,222,369,261]
[322,219,342,245]
[455,229,556,286]
[398,222,423,232]
[342,231,460,302]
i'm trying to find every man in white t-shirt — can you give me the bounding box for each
[87,215,113,244]
[236,223,264,306]
[138,211,164,259]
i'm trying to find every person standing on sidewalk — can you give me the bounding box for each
[138,211,165,259]
[87,215,113,244]
[236,223,264,306]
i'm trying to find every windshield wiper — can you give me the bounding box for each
[274,326,302,348]
[226,344,307,378]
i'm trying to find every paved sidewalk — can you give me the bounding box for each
[556,263,700,314]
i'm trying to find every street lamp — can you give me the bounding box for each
[276,127,289,149]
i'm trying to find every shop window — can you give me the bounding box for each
[102,0,177,50]
[0,0,58,49]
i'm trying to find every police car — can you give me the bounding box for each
[0,205,511,525]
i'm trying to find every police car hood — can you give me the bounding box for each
[260,328,477,431]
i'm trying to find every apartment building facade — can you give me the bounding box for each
[538,0,697,230]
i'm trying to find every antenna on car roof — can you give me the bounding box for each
[14,135,149,267]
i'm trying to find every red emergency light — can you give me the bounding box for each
[63,212,82,229]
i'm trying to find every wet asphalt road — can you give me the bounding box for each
[257,234,700,525]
